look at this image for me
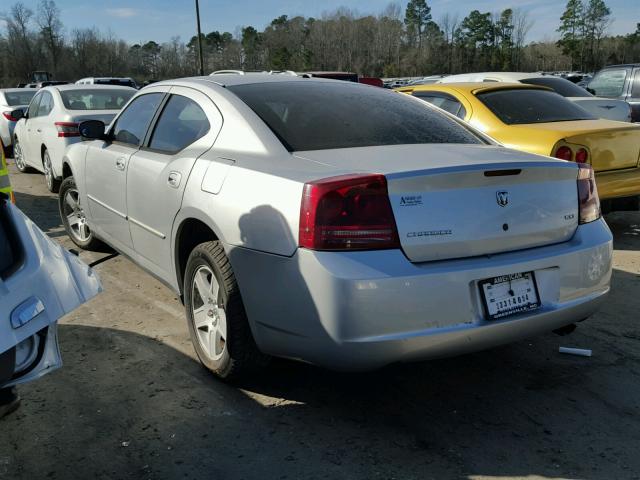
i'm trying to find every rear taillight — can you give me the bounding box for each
[575,148,589,163]
[554,146,572,161]
[577,163,600,224]
[55,122,80,137]
[299,174,400,251]
[2,111,19,122]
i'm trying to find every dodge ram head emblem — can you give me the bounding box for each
[496,191,509,207]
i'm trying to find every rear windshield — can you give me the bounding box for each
[60,89,135,110]
[4,90,36,106]
[228,81,483,151]
[477,89,595,125]
[95,79,137,88]
[521,77,591,98]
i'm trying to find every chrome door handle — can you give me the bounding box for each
[115,157,126,171]
[167,171,181,188]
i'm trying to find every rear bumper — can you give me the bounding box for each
[596,167,640,200]
[229,219,612,370]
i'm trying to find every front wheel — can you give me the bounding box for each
[184,241,269,381]
[59,176,103,250]
[43,149,61,193]
[13,138,29,173]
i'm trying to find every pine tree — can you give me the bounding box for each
[557,0,584,70]
[404,0,432,49]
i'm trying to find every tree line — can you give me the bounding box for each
[1,0,639,88]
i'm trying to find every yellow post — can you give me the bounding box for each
[0,140,15,204]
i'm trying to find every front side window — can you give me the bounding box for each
[27,93,42,118]
[4,90,36,106]
[60,89,135,110]
[148,95,210,153]
[477,89,595,125]
[228,81,483,151]
[36,91,54,116]
[588,69,629,97]
[112,93,164,146]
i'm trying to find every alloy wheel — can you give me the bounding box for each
[14,141,26,170]
[62,187,91,242]
[191,265,227,361]
[43,152,53,190]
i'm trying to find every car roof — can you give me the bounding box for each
[150,74,340,89]
[51,84,137,92]
[441,72,549,82]
[406,82,551,95]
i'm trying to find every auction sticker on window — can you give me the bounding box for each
[479,272,540,320]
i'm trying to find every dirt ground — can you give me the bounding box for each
[1,160,639,480]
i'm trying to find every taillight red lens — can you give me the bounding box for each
[55,122,80,137]
[575,148,589,163]
[554,146,572,161]
[577,163,600,224]
[2,111,18,122]
[299,174,400,251]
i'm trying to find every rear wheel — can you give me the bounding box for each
[43,149,60,193]
[59,176,103,250]
[184,241,269,381]
[13,138,29,173]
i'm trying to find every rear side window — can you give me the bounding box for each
[477,89,595,125]
[588,69,628,97]
[413,92,467,119]
[4,91,36,106]
[60,89,135,110]
[112,93,164,146]
[521,77,591,98]
[149,95,210,153]
[228,81,482,151]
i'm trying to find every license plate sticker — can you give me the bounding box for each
[480,272,540,320]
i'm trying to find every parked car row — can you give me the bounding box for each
[397,81,640,211]
[9,84,136,191]
[5,73,606,381]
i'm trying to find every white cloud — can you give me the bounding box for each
[105,8,138,18]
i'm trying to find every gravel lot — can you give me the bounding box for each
[1,160,639,480]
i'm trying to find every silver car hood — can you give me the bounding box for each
[1,201,102,388]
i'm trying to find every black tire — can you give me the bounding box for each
[12,138,30,173]
[59,176,104,251]
[184,241,269,381]
[43,149,61,193]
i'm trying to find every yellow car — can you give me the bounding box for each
[397,82,640,208]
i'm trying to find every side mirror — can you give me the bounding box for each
[78,120,106,140]
[10,109,24,121]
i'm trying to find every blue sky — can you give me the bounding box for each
[5,0,638,44]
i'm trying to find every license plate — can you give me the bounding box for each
[479,272,540,320]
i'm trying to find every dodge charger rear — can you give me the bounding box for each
[64,77,612,378]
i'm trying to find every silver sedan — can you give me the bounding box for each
[60,75,612,379]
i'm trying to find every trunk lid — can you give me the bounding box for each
[507,120,640,171]
[295,145,580,262]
